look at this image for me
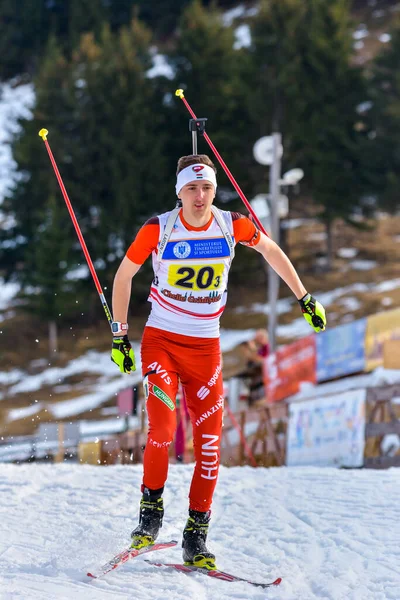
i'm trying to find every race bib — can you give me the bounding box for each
[167,263,224,291]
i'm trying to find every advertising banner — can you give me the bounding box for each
[263,335,316,403]
[316,318,366,382]
[365,308,400,371]
[286,388,366,467]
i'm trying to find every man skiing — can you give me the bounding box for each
[110,154,326,571]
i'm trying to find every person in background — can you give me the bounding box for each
[253,329,269,362]
[110,153,326,571]
[238,330,270,405]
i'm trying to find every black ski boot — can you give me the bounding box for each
[182,509,216,570]
[130,487,164,550]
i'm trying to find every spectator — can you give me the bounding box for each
[238,339,259,371]
[237,331,270,406]
[253,329,270,363]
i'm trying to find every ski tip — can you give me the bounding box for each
[273,577,282,586]
[86,572,96,579]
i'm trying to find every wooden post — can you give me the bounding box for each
[55,423,64,463]
[365,385,400,468]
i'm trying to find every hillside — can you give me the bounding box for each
[1,0,400,441]
[1,210,399,440]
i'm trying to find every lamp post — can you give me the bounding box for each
[252,135,304,352]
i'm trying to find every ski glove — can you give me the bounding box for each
[111,335,136,373]
[298,293,326,333]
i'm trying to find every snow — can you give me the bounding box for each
[356,101,373,114]
[353,26,369,40]
[338,296,361,311]
[0,281,19,311]
[230,275,400,339]
[289,366,400,403]
[49,378,138,419]
[7,402,45,423]
[354,40,365,51]
[65,265,90,281]
[308,231,327,242]
[381,433,400,456]
[219,328,255,352]
[337,247,358,259]
[146,54,175,80]
[0,328,257,423]
[221,4,247,26]
[233,24,251,50]
[235,296,293,316]
[372,9,387,19]
[0,464,399,599]
[349,259,377,271]
[381,297,393,307]
[0,81,35,205]
[221,3,259,27]
[379,33,391,43]
[375,278,400,293]
[281,218,307,229]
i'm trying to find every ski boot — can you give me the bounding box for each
[130,487,164,550]
[182,509,216,570]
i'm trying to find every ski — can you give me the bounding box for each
[146,561,282,589]
[87,540,178,579]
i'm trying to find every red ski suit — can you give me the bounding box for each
[127,209,260,511]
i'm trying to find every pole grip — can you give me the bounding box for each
[177,94,267,235]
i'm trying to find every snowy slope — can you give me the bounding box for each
[0,464,399,600]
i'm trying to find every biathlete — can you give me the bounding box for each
[110,153,326,570]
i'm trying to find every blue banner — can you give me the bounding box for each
[316,318,366,382]
[162,237,231,260]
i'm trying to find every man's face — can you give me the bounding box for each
[178,180,215,216]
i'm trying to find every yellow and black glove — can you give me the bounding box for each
[298,293,326,333]
[111,335,136,373]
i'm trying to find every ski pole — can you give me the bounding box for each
[175,89,267,235]
[38,128,113,329]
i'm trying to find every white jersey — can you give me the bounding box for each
[146,209,235,338]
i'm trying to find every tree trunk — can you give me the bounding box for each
[325,219,334,271]
[48,320,58,358]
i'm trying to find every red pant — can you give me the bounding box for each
[141,326,224,512]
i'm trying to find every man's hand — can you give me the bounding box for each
[298,293,326,333]
[111,335,136,373]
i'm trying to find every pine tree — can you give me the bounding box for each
[367,15,400,213]
[166,0,253,203]
[0,36,76,282]
[134,0,192,35]
[0,0,45,79]
[157,0,263,285]
[3,19,170,323]
[248,0,371,267]
[0,0,116,81]
[69,19,170,293]
[19,195,77,356]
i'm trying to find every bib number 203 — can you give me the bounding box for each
[168,264,224,291]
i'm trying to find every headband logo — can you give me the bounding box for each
[192,165,204,172]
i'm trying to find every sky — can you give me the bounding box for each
[0,463,399,600]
